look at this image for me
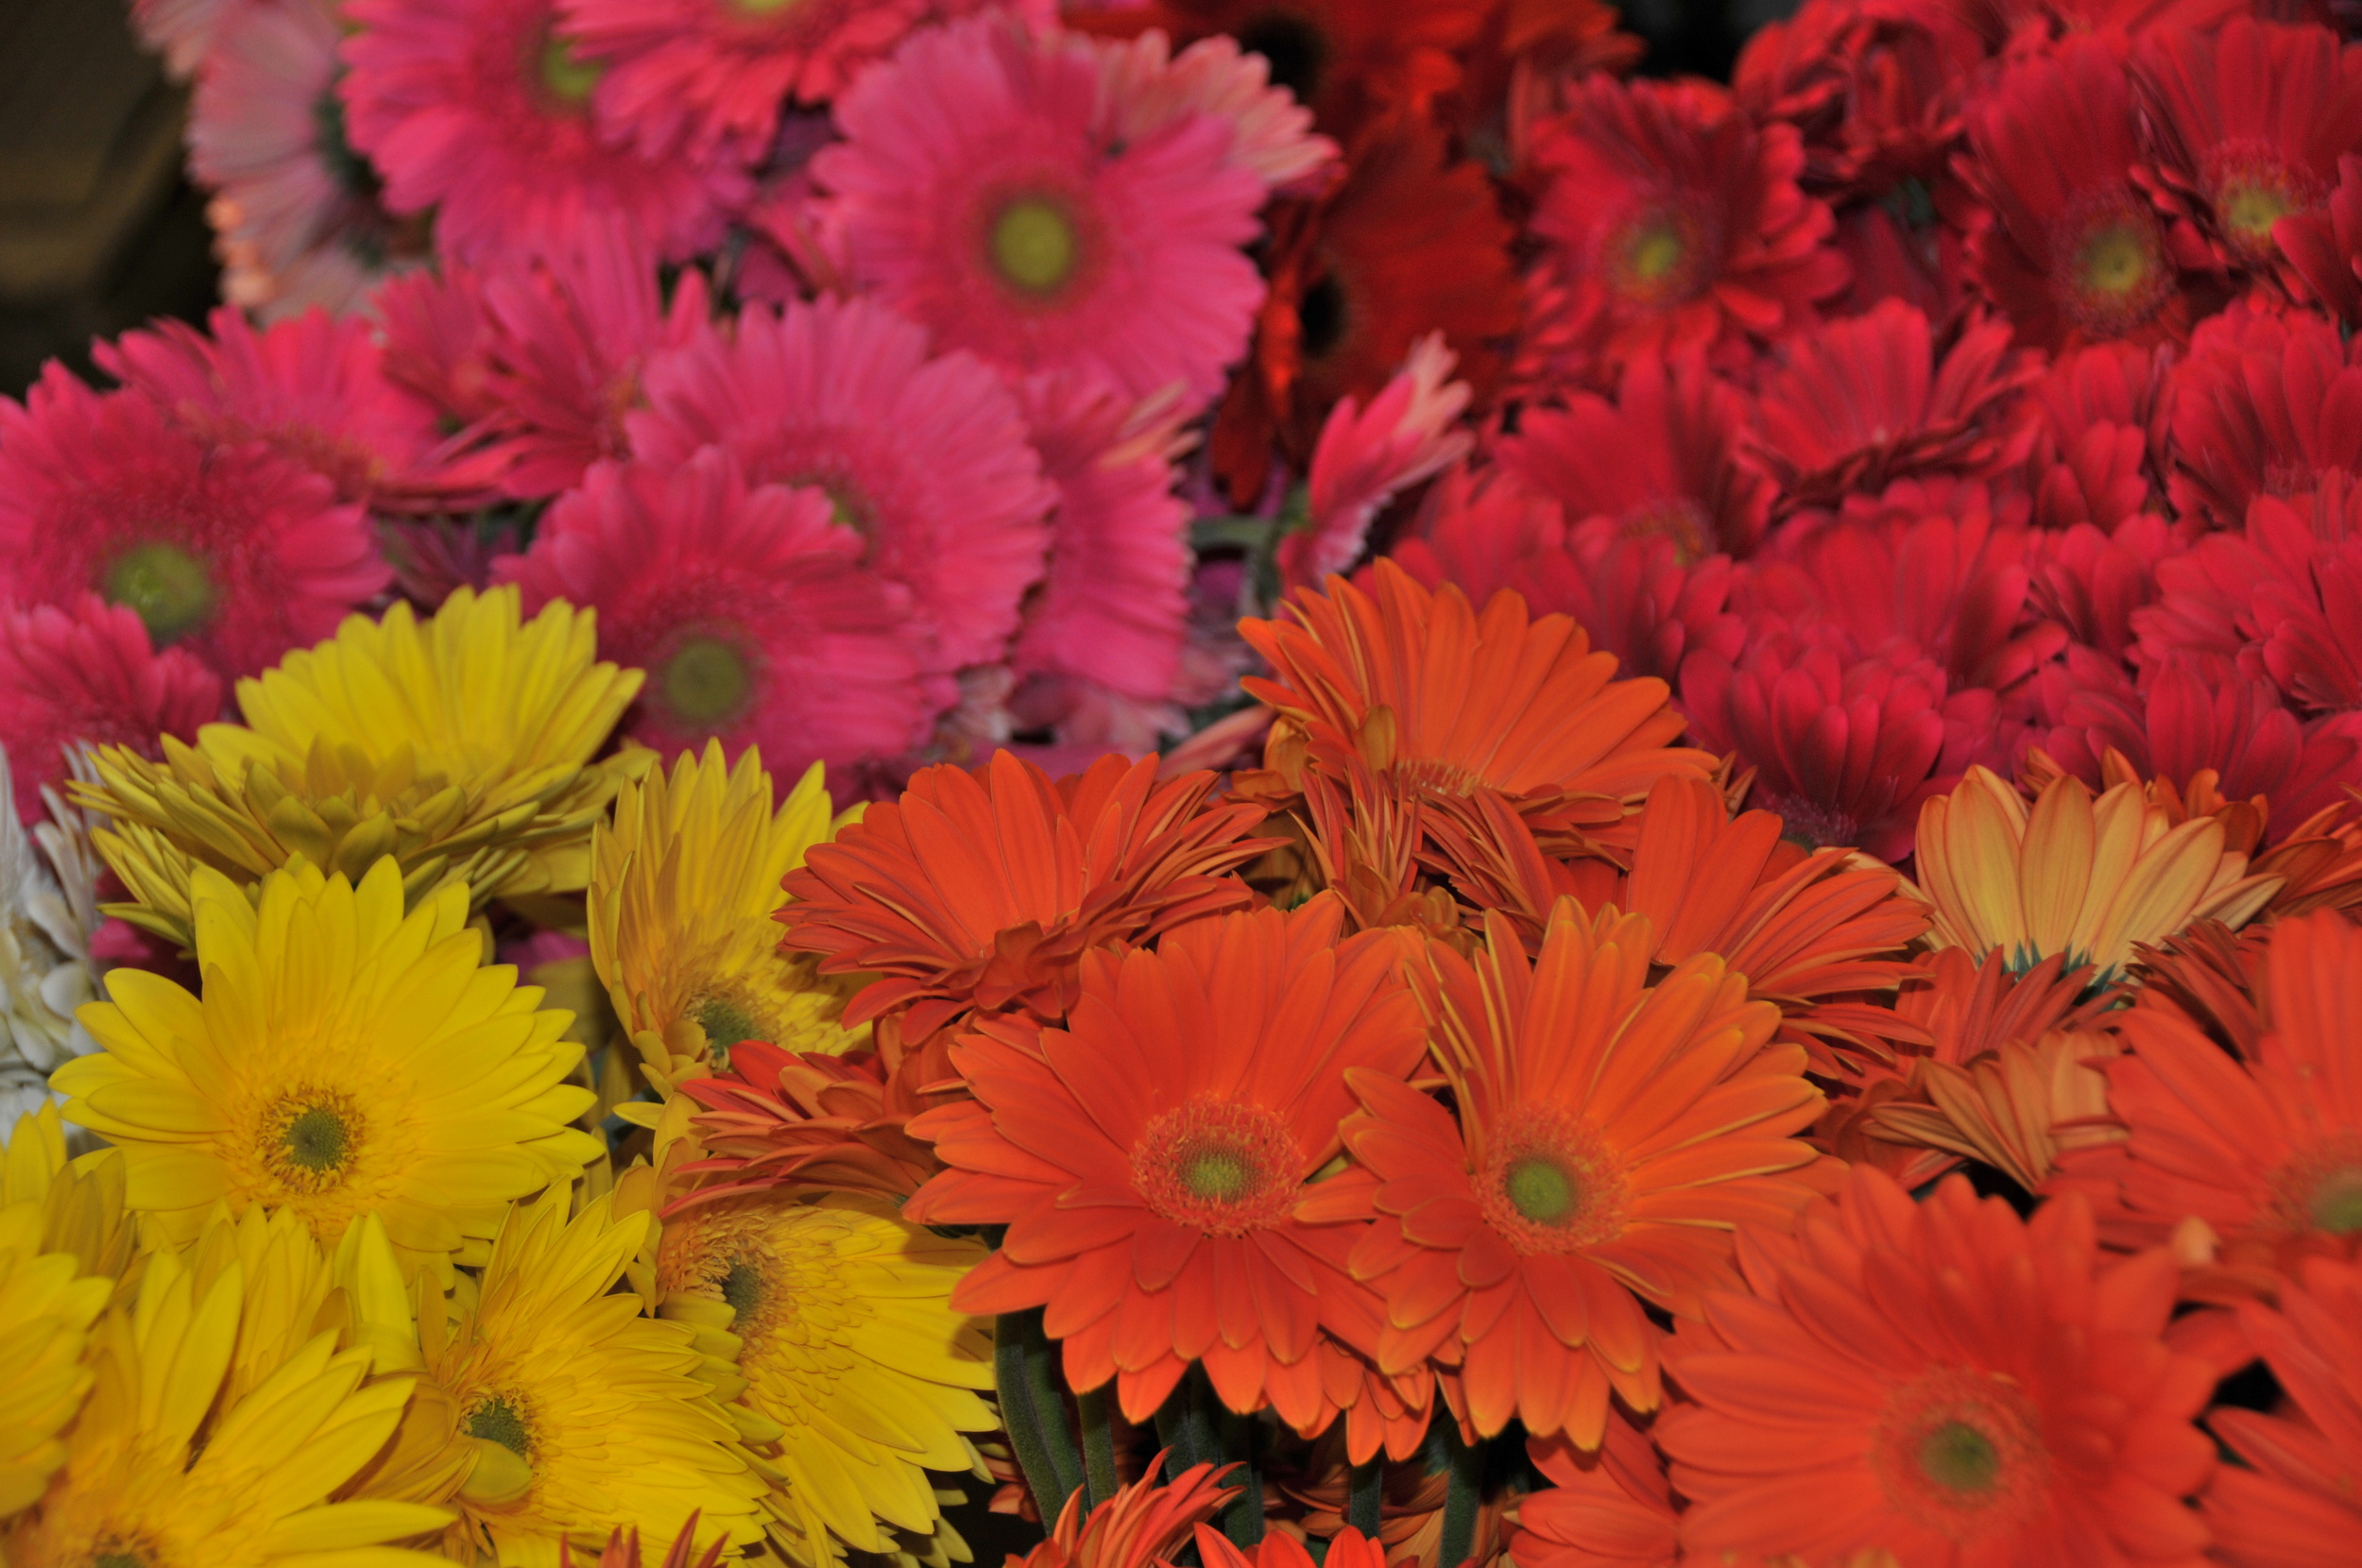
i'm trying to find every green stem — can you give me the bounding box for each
[995,1312,1068,1527]
[1078,1384,1120,1511]
[1436,1427,1485,1568]
[1345,1458,1383,1538]
[1018,1313,1085,1509]
[1217,1406,1264,1547]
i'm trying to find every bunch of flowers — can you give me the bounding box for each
[5,0,2362,1564]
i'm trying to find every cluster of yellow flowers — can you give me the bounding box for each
[0,588,994,1567]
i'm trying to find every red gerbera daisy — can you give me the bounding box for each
[1498,350,1775,566]
[779,749,1275,1037]
[629,292,1055,681]
[0,596,222,825]
[1750,302,2041,512]
[2026,514,2177,663]
[904,899,1428,1423]
[2203,1255,2362,1568]
[337,0,746,264]
[1734,0,1982,200]
[812,14,1268,408]
[0,366,387,680]
[94,304,503,512]
[2021,341,2169,533]
[2163,304,2362,529]
[2273,153,2362,325]
[1525,75,1847,384]
[1960,39,2201,350]
[1321,900,1823,1444]
[1658,1167,2217,1566]
[2136,488,2362,709]
[2131,18,2362,277]
[496,448,933,775]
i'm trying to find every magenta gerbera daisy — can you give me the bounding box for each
[628,292,1055,680]
[498,447,933,774]
[811,12,1270,406]
[0,366,388,680]
[0,596,223,825]
[336,0,747,265]
[94,304,505,512]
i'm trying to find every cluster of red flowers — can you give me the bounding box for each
[7,0,2362,1561]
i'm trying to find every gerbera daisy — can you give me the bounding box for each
[2203,1255,2362,1567]
[0,1127,111,1515]
[1656,1167,2216,1566]
[2131,18,2362,276]
[0,366,387,681]
[2273,153,2362,324]
[1910,764,2281,983]
[417,1189,770,1563]
[904,899,1428,1424]
[53,858,598,1279]
[1960,39,2200,350]
[2135,488,2362,708]
[1010,1456,1238,1568]
[96,303,503,512]
[502,451,933,775]
[1327,899,1824,1445]
[2022,341,2169,534]
[129,0,237,78]
[2027,519,2175,662]
[1508,1410,1678,1568]
[630,293,1055,681]
[336,0,746,264]
[1240,560,1716,847]
[1213,120,1518,499]
[2164,305,2362,529]
[0,1241,452,1567]
[1090,26,1339,196]
[1525,75,1847,383]
[72,584,642,950]
[1498,349,1775,566]
[1280,334,1473,591]
[0,783,108,1140]
[1866,1024,2125,1194]
[621,1099,996,1565]
[589,741,865,1096]
[813,15,1266,408]
[1733,0,1978,200]
[677,1041,942,1205]
[0,597,220,826]
[564,1521,727,1568]
[780,749,1273,1040]
[1750,302,2041,511]
[187,0,428,321]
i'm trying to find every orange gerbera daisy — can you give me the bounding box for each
[1658,1167,2217,1567]
[902,899,1428,1425]
[2049,912,2362,1300]
[1239,561,1715,854]
[2204,1256,2362,1568]
[780,751,1276,1039]
[1319,899,1825,1446]
[1012,1457,1237,1568]
[675,1042,940,1205]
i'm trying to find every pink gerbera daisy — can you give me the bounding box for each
[0,366,387,680]
[0,596,223,825]
[498,447,933,774]
[812,13,1269,406]
[628,292,1055,680]
[1279,332,1473,591]
[336,0,746,265]
[130,0,240,78]
[186,0,428,322]
[94,304,505,512]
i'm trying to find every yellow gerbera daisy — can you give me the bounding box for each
[1911,765,2283,982]
[618,1097,996,1566]
[0,1237,450,1566]
[417,1188,769,1566]
[0,1107,115,1517]
[54,857,601,1283]
[74,586,644,949]
[590,742,865,1096]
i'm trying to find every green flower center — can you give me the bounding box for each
[989,197,1081,295]
[659,636,754,728]
[1629,227,1686,283]
[2221,180,2297,241]
[103,542,215,646]
[2076,222,2153,298]
[94,1556,145,1568]
[466,1394,533,1458]
[282,1106,349,1172]
[1919,1420,2001,1495]
[1183,1146,1255,1202]
[2309,1167,2362,1235]
[538,35,604,106]
[1503,1154,1576,1226]
[720,1257,765,1317]
[730,0,806,13]
[693,997,766,1065]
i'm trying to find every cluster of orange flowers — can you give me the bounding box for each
[687,565,2362,1568]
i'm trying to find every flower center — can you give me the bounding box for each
[989,196,1081,296]
[2203,145,2315,264]
[728,0,806,14]
[659,636,755,729]
[466,1392,533,1458]
[1131,1099,1300,1238]
[537,34,604,107]
[1873,1367,2048,1539]
[693,996,766,1067]
[720,1256,765,1317]
[1609,208,1710,307]
[260,1090,365,1196]
[1476,1103,1632,1254]
[2268,1133,2362,1236]
[2053,192,2171,338]
[103,542,215,646]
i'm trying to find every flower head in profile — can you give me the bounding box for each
[781,750,1274,1039]
[2163,305,2362,530]
[0,597,220,826]
[0,1107,113,1516]
[1281,333,1473,591]
[54,857,600,1281]
[1011,1455,1239,1568]
[906,900,1429,1425]
[2203,1254,2362,1566]
[1326,900,1823,1445]
[0,366,387,682]
[590,741,865,1096]
[1658,1167,2216,1566]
